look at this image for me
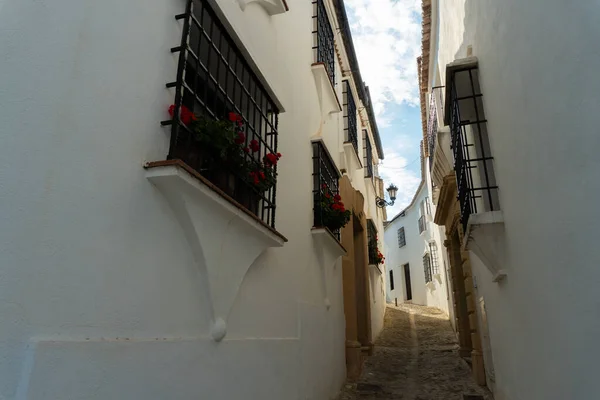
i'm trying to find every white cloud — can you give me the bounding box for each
[378,152,421,218]
[346,0,423,218]
[345,0,422,117]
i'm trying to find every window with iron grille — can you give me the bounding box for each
[429,242,439,275]
[343,81,358,155]
[427,95,438,170]
[367,219,378,264]
[163,0,279,227]
[423,253,432,283]
[363,130,373,178]
[312,141,341,238]
[397,227,406,248]
[312,0,335,86]
[449,64,499,232]
[389,270,395,291]
[418,215,426,234]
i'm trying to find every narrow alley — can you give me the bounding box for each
[338,304,491,400]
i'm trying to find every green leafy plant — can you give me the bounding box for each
[168,106,281,194]
[319,185,351,231]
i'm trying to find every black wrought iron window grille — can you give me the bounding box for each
[397,227,406,248]
[429,242,439,275]
[162,0,280,228]
[449,65,499,232]
[427,96,438,170]
[363,130,373,178]
[418,215,426,234]
[389,270,395,291]
[312,141,341,238]
[343,81,358,155]
[423,253,433,283]
[367,219,378,265]
[312,0,335,86]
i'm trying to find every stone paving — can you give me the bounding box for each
[337,303,492,400]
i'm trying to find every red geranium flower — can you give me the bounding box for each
[259,171,266,180]
[243,147,250,153]
[265,153,278,166]
[322,184,327,189]
[276,152,282,159]
[228,112,240,122]
[334,194,342,202]
[250,139,260,152]
[168,105,196,125]
[235,132,246,145]
[325,193,331,199]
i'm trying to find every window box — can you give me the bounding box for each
[145,160,286,341]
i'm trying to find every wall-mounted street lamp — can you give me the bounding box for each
[376,184,398,208]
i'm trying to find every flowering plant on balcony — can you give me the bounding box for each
[319,186,351,232]
[373,248,385,265]
[168,105,281,194]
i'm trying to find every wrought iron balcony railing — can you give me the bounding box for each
[363,130,373,178]
[367,219,378,264]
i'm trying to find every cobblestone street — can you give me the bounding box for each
[337,304,492,400]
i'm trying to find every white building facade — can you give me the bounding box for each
[424,0,600,399]
[0,0,388,398]
[384,164,452,316]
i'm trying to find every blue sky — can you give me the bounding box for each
[345,0,423,218]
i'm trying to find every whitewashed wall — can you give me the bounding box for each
[0,0,384,398]
[383,171,450,315]
[432,0,600,399]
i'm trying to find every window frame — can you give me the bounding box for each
[429,242,440,275]
[397,227,406,248]
[367,219,378,264]
[343,81,359,156]
[363,129,373,178]
[423,253,432,283]
[389,269,395,291]
[312,0,335,86]
[448,63,499,232]
[164,0,280,227]
[312,140,342,239]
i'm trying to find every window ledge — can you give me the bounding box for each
[237,0,288,15]
[312,228,346,309]
[368,264,382,274]
[145,160,286,341]
[341,142,362,175]
[311,63,342,117]
[426,281,436,291]
[462,211,507,283]
[433,273,442,284]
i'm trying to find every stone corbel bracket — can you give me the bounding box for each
[311,63,342,121]
[340,142,362,177]
[145,161,286,341]
[311,228,346,309]
[462,211,507,282]
[237,0,288,15]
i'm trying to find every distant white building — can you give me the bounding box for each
[384,154,452,317]
[0,0,388,398]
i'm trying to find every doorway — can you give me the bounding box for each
[403,264,412,301]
